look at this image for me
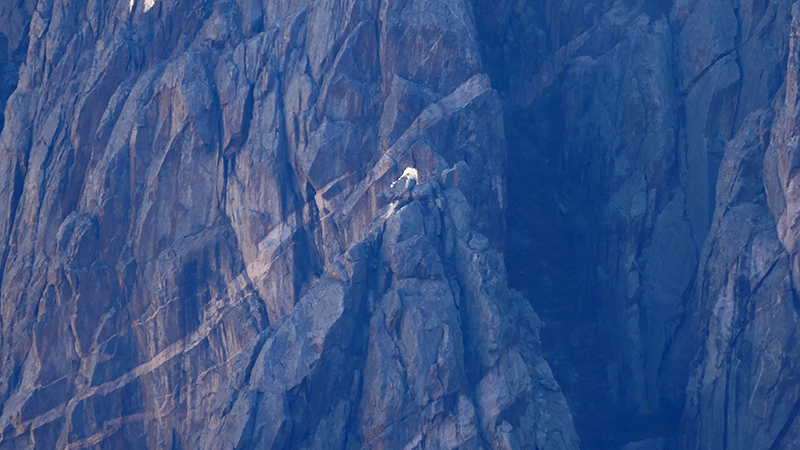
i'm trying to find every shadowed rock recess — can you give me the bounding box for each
[2,0,800,449]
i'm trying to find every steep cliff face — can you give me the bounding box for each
[0,0,32,134]
[680,8,800,449]
[0,0,578,449]
[3,0,800,449]
[471,0,800,448]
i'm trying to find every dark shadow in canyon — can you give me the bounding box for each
[503,99,620,450]
[502,98,680,449]
[469,1,684,447]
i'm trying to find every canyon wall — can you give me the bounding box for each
[474,0,800,448]
[0,0,577,448]
[2,0,800,449]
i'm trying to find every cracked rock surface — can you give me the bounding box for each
[473,0,800,448]
[5,0,800,449]
[0,0,577,448]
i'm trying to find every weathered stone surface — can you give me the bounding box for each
[473,0,800,448]
[679,7,800,450]
[4,0,800,448]
[679,108,795,450]
[0,0,577,448]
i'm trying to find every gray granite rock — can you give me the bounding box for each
[680,6,800,449]
[0,0,578,448]
[472,0,800,448]
[3,0,800,448]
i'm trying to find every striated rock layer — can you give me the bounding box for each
[0,0,578,449]
[6,0,800,449]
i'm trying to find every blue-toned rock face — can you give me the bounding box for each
[0,0,799,449]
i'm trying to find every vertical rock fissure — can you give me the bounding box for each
[471,1,711,448]
[0,5,29,137]
[465,3,623,446]
[0,152,28,302]
[768,391,800,450]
